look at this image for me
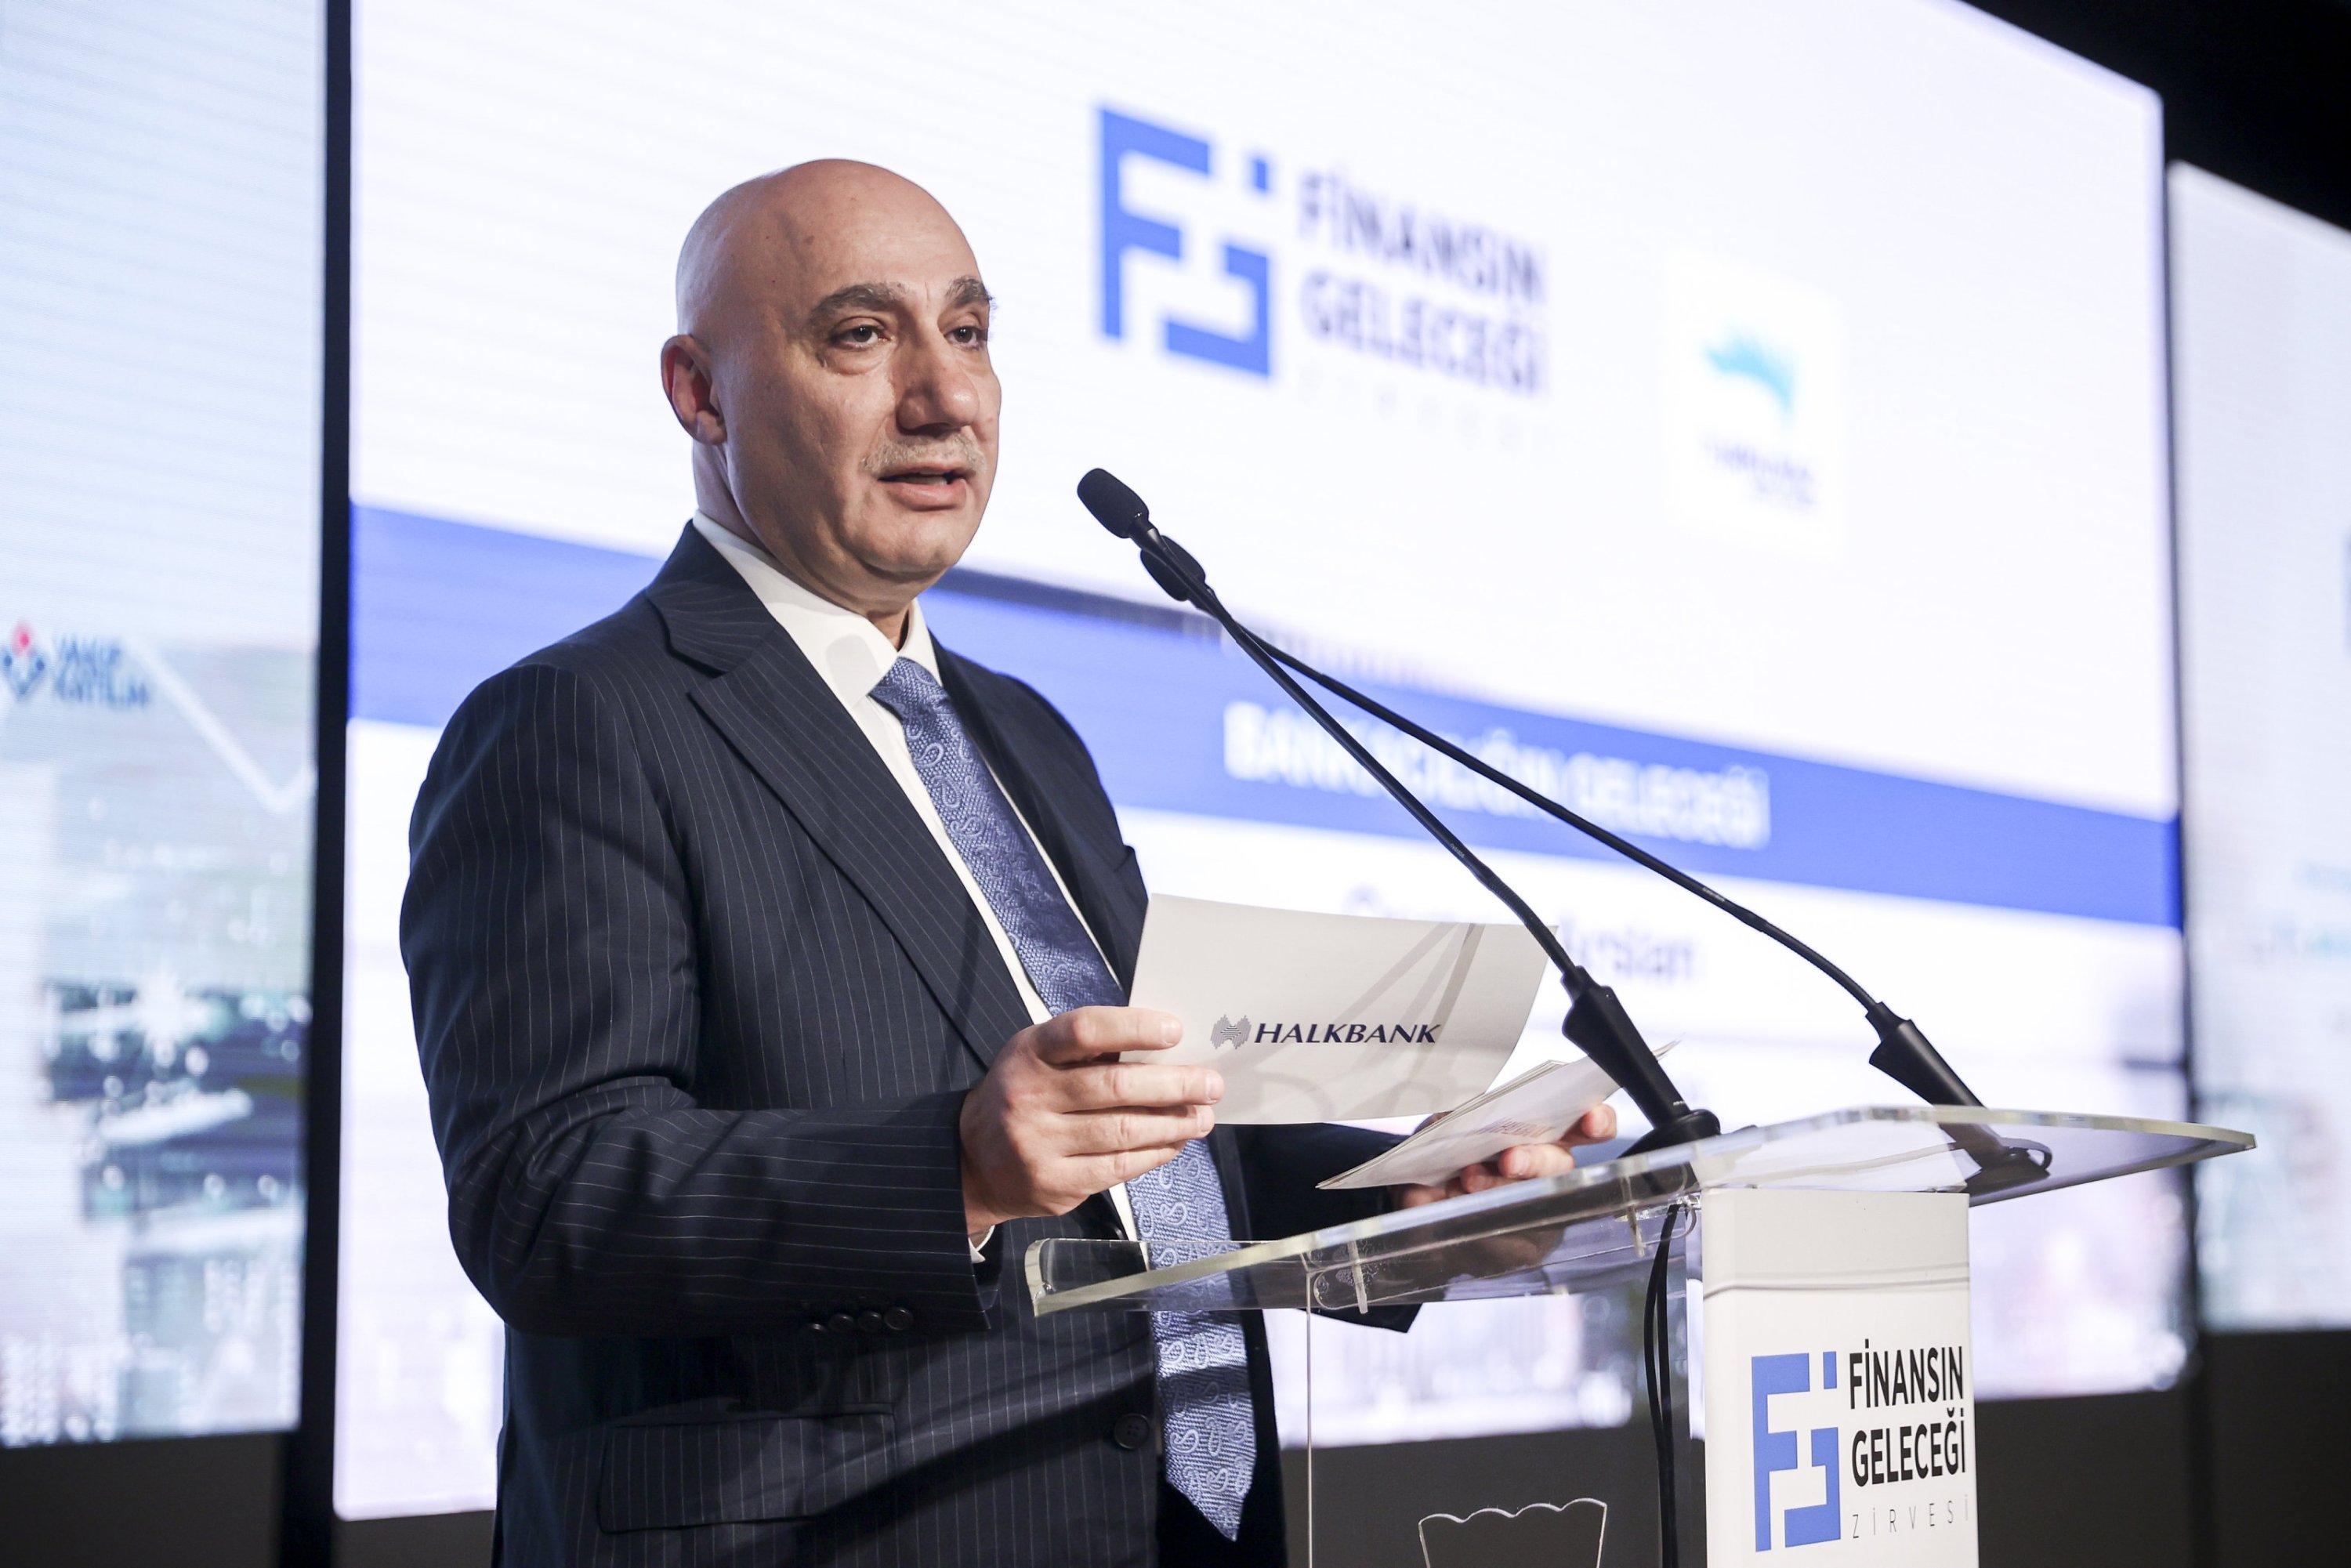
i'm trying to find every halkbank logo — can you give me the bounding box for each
[1205,1013,1440,1054]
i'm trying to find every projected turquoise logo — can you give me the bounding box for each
[1705,333,1796,418]
[1665,254,1846,556]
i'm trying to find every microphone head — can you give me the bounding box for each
[1077,468,1150,540]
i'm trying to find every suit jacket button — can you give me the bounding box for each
[882,1307,915,1333]
[1112,1413,1153,1451]
[825,1313,857,1337]
[857,1310,885,1334]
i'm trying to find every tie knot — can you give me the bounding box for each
[870,657,951,722]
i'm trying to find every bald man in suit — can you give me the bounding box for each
[404,161,1614,1568]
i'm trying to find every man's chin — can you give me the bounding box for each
[853,505,985,584]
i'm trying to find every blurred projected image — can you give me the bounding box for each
[346,0,2177,1512]
[0,0,322,1444]
[2172,167,2351,1330]
[0,642,313,1443]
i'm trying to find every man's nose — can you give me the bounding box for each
[896,329,984,432]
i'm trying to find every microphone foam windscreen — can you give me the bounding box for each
[1076,468,1150,539]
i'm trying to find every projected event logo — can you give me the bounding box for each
[1665,252,1847,559]
[1099,106,1546,395]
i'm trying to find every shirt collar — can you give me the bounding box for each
[690,511,939,708]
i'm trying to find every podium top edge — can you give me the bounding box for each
[1030,1106,2251,1313]
[1299,1106,2251,1244]
[1911,1104,2252,1147]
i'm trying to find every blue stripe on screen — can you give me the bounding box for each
[350,505,2179,928]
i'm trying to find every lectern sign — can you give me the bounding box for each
[1701,1189,1977,1565]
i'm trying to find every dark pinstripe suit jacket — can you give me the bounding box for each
[403,526,1404,1566]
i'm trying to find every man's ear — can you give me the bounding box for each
[661,335,726,445]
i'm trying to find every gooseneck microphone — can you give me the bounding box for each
[1237,641,2053,1196]
[1079,468,2050,1193]
[1249,646,1988,1107]
[1260,654,2050,1204]
[1077,468,1722,1154]
[1251,639,2059,1204]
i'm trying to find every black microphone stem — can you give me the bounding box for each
[1220,603,2047,1193]
[1264,652,1871,1004]
[1248,643,2000,1112]
[1125,526,1718,1152]
[1078,465,2035,1188]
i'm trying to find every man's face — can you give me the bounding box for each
[691,176,1001,614]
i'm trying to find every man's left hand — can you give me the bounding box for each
[1393,1104,1619,1209]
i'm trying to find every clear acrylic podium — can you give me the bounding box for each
[1027,1107,2251,1567]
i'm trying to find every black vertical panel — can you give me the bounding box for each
[336,1510,494,1566]
[1976,1392,2195,1568]
[2201,1331,2351,1564]
[0,1434,284,1568]
[282,0,354,1562]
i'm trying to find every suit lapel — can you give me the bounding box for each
[647,530,1031,1071]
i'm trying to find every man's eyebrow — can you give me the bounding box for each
[806,281,907,326]
[803,277,992,330]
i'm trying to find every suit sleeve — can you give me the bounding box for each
[1231,1123,1420,1331]
[402,661,988,1338]
[1230,1123,1404,1240]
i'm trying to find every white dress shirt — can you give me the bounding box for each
[690,513,1139,1247]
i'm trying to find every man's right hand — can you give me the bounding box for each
[958,1007,1221,1239]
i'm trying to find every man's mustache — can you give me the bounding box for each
[866,435,987,477]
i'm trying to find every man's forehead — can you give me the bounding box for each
[678,161,984,333]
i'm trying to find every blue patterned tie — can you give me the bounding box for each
[871,657,1255,1539]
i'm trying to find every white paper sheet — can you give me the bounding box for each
[1123,895,1551,1123]
[1317,1041,1679,1190]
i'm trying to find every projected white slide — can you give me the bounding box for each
[341,0,2180,1516]
[2172,166,2351,1331]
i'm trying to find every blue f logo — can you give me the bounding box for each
[1097,107,1271,377]
[1751,1352,1840,1550]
